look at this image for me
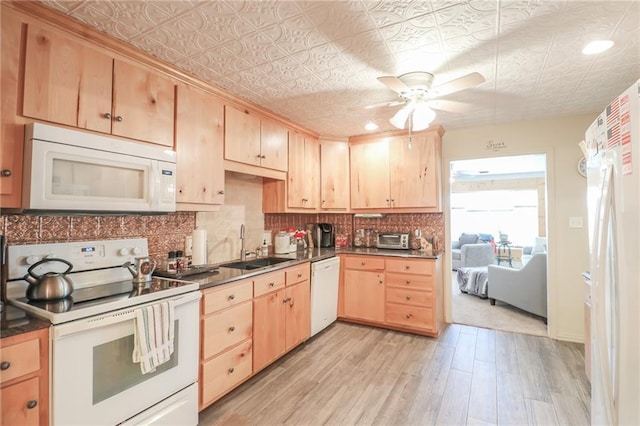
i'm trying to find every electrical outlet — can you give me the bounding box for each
[569,217,583,228]
[185,235,193,255]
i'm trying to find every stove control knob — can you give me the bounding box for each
[119,248,130,256]
[132,247,142,255]
[25,255,42,265]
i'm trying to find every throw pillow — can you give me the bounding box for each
[458,233,479,247]
[532,237,547,254]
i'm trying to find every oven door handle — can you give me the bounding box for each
[52,291,201,339]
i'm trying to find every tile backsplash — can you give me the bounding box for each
[0,212,195,260]
[265,212,445,251]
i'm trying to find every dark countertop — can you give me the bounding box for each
[184,247,442,291]
[1,304,50,340]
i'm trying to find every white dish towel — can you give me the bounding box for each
[132,300,175,374]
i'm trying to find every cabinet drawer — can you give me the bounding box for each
[202,280,253,315]
[202,302,252,359]
[386,272,433,291]
[386,287,432,308]
[385,303,433,330]
[201,339,252,406]
[386,259,433,275]
[343,256,385,271]
[0,376,41,426]
[286,263,310,286]
[0,338,40,384]
[254,270,285,297]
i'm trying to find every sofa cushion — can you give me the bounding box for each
[532,237,547,254]
[458,233,479,247]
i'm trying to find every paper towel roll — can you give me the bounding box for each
[192,228,207,266]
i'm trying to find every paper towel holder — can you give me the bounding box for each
[191,227,208,266]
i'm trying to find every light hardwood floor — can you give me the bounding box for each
[199,322,590,426]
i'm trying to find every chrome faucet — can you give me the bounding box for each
[240,224,247,261]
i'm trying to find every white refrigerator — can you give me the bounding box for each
[584,79,639,426]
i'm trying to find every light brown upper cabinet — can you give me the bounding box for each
[350,140,391,209]
[224,105,288,173]
[23,23,175,147]
[349,127,443,212]
[287,132,319,209]
[175,84,225,210]
[319,140,350,211]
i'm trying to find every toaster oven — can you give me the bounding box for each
[376,233,409,250]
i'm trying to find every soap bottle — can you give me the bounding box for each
[261,239,269,257]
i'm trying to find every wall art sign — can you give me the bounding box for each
[486,140,507,151]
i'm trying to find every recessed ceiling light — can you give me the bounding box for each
[582,40,614,55]
[364,121,378,131]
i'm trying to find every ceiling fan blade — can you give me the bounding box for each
[347,100,405,111]
[430,72,485,97]
[377,76,409,94]
[427,99,474,113]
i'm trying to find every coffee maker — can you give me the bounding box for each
[316,223,334,248]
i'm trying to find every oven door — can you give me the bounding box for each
[50,291,200,426]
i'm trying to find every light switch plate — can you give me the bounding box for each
[263,231,273,245]
[569,217,583,228]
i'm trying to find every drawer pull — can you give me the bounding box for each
[0,361,10,370]
[228,326,235,332]
[282,297,291,303]
[361,261,366,266]
[379,280,383,284]
[228,367,235,374]
[228,294,235,300]
[26,400,38,409]
[297,273,302,278]
[406,313,413,319]
[405,280,411,285]
[1,169,12,177]
[269,282,275,287]
[405,265,411,270]
[406,296,411,300]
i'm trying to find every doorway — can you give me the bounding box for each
[449,153,548,335]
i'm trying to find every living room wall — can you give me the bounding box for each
[443,114,593,343]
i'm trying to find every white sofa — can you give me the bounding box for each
[522,237,547,265]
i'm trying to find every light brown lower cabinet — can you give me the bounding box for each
[339,255,443,337]
[199,262,312,411]
[0,328,49,426]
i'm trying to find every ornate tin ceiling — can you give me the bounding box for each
[40,0,640,137]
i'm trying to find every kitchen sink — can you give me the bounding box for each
[221,257,292,270]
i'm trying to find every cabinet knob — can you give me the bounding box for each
[1,169,11,177]
[228,326,235,332]
[218,190,225,195]
[115,115,123,122]
[405,265,410,270]
[361,261,366,266]
[256,154,262,158]
[405,280,411,285]
[406,313,413,319]
[0,361,10,370]
[26,400,38,409]
[269,282,275,287]
[228,367,235,374]
[302,198,308,202]
[297,273,302,278]
[228,294,235,300]
[406,296,411,300]
[261,155,266,159]
[103,112,111,119]
[378,280,383,284]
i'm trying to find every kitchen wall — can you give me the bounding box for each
[0,212,195,260]
[265,212,445,250]
[195,172,264,264]
[443,114,593,343]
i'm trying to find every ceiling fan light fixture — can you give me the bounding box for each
[411,103,436,131]
[364,121,379,131]
[582,40,614,55]
[389,101,415,129]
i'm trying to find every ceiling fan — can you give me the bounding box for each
[372,71,485,131]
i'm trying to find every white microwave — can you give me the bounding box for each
[21,123,176,213]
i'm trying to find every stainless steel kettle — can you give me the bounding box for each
[24,258,74,301]
[124,256,157,283]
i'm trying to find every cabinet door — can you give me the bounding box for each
[252,291,286,372]
[225,105,261,166]
[350,141,390,209]
[343,269,385,323]
[287,132,307,208]
[260,119,288,171]
[1,8,25,207]
[111,60,175,147]
[320,141,349,210]
[285,280,310,351]
[175,84,224,206]
[389,134,440,208]
[0,377,41,426]
[23,23,113,133]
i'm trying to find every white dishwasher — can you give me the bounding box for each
[310,256,340,337]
